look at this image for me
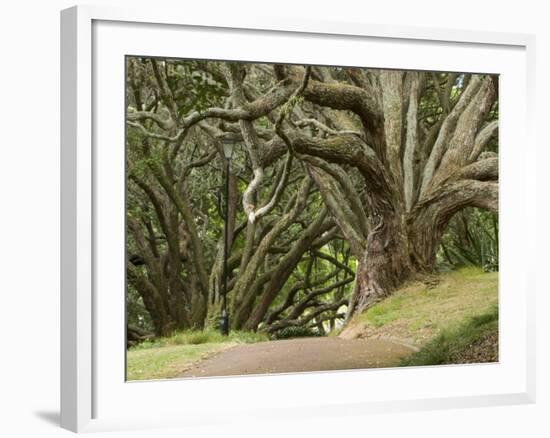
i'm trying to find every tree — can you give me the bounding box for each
[126,58,498,334]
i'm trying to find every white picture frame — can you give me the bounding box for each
[60,4,536,433]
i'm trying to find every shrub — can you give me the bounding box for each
[272,326,321,340]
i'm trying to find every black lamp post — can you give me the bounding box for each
[220,138,234,336]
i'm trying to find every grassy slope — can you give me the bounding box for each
[342,267,498,365]
[127,330,268,381]
[400,307,498,366]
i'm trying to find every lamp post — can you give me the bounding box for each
[220,138,234,336]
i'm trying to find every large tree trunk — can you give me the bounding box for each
[346,215,413,318]
[292,70,496,321]
[344,179,498,320]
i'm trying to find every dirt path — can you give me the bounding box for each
[179,337,416,378]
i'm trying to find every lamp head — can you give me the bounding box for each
[222,138,235,160]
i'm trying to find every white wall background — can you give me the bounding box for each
[0,1,546,437]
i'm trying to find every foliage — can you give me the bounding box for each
[126,283,154,332]
[437,208,498,272]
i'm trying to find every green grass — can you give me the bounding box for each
[127,343,231,381]
[400,306,498,366]
[130,329,268,350]
[353,267,498,344]
[127,329,268,381]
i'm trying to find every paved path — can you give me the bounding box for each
[179,337,415,378]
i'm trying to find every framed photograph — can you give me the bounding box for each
[61,5,536,433]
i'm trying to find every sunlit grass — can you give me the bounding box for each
[127,329,269,381]
[355,267,498,344]
[127,343,232,381]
